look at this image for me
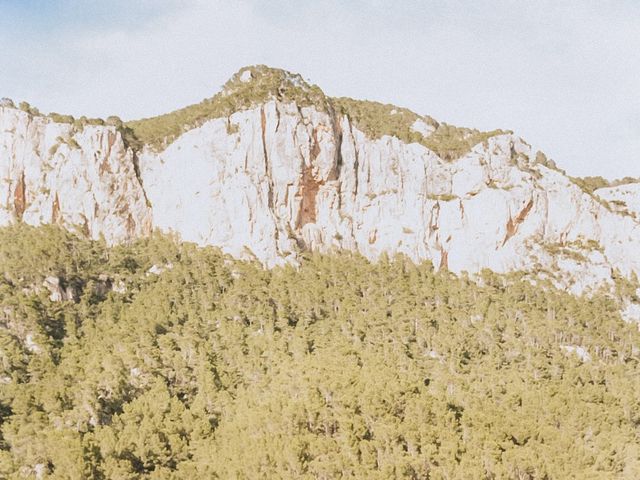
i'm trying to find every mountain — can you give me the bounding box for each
[2,65,640,295]
[3,66,640,479]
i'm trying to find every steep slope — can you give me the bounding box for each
[0,103,151,243]
[596,182,640,218]
[1,66,639,294]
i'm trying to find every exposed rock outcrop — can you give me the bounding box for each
[595,183,640,219]
[42,276,76,302]
[2,68,640,295]
[0,107,151,243]
[137,100,640,294]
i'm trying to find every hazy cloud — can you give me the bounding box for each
[1,0,638,178]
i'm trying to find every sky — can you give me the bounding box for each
[1,0,639,179]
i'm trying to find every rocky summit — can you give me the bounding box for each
[1,66,639,295]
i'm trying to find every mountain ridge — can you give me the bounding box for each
[4,65,511,160]
[1,65,640,301]
[4,65,637,188]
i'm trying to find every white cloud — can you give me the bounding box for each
[1,0,639,178]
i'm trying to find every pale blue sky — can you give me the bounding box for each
[1,0,639,178]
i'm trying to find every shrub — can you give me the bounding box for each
[0,97,15,108]
[427,193,457,202]
[48,112,75,124]
[18,101,40,116]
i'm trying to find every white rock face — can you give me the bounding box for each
[596,183,640,218]
[42,275,75,302]
[138,101,640,293]
[2,101,640,294]
[239,70,253,83]
[0,106,151,243]
[411,119,436,137]
[560,345,591,362]
[24,333,42,354]
[621,298,640,327]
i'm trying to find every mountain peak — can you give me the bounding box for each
[124,65,330,150]
[222,65,316,96]
[123,64,511,159]
[2,64,509,162]
[217,64,329,112]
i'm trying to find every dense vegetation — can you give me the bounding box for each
[1,224,639,479]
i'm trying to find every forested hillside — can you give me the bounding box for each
[1,225,639,479]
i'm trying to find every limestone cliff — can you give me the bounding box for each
[595,183,640,219]
[0,105,151,243]
[1,66,639,295]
